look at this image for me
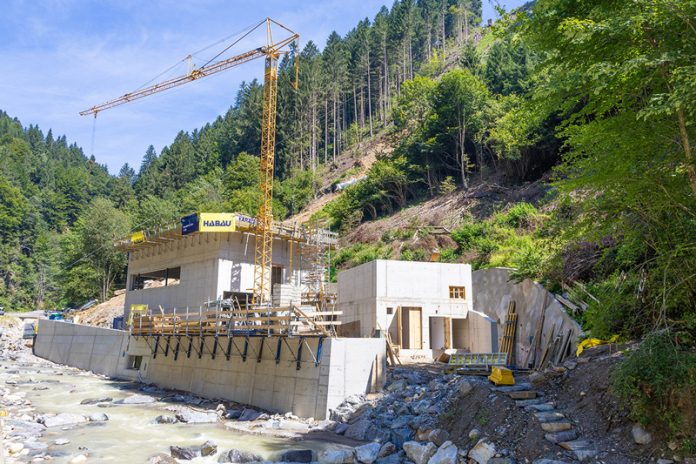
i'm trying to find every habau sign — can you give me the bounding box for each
[198,213,236,232]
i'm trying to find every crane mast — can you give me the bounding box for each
[80,18,298,305]
[253,52,278,305]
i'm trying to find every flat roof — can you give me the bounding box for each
[114,212,337,252]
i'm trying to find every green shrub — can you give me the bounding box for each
[400,248,428,261]
[613,331,696,437]
[451,221,491,251]
[583,273,642,339]
[439,176,457,195]
[497,202,537,228]
[439,248,458,263]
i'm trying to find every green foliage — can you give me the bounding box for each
[61,198,130,304]
[324,156,414,231]
[613,331,696,436]
[496,202,537,228]
[330,243,393,280]
[439,176,456,195]
[400,248,427,262]
[394,76,437,130]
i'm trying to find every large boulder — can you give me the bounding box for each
[80,397,112,405]
[153,415,178,424]
[175,410,218,424]
[428,429,450,447]
[468,439,496,464]
[355,442,382,464]
[345,418,374,441]
[170,441,217,460]
[378,442,396,458]
[390,427,413,448]
[458,380,473,397]
[38,413,88,428]
[149,453,178,463]
[318,449,355,464]
[237,408,262,422]
[387,379,407,392]
[170,446,200,460]
[121,394,156,404]
[200,441,218,457]
[218,449,263,463]
[280,449,314,463]
[403,441,437,464]
[632,423,652,445]
[428,441,457,464]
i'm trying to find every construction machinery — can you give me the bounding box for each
[80,18,298,305]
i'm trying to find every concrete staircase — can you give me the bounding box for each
[492,382,598,462]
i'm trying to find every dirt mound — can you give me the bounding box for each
[73,290,125,327]
[342,174,549,247]
[440,346,675,463]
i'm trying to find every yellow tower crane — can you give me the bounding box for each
[80,18,298,305]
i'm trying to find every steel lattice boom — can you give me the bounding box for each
[80,18,299,305]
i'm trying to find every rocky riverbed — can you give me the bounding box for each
[0,316,354,463]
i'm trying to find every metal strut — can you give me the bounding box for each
[275,338,282,364]
[296,337,304,370]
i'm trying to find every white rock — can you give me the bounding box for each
[468,439,496,464]
[8,442,24,454]
[403,441,438,464]
[69,455,88,464]
[428,441,458,464]
[355,442,382,464]
[39,413,88,428]
[55,439,71,445]
[631,423,652,445]
[121,394,155,404]
[458,380,473,396]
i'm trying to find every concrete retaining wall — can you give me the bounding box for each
[473,268,583,367]
[35,320,385,420]
[34,319,139,380]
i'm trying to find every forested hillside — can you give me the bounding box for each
[1,0,695,440]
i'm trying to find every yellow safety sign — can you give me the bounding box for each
[130,230,146,243]
[128,304,149,326]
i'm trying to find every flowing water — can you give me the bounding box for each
[2,357,346,463]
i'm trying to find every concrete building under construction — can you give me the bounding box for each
[118,212,336,315]
[337,260,496,361]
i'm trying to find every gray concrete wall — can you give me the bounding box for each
[125,232,307,314]
[337,260,474,348]
[35,320,385,420]
[34,319,139,380]
[473,268,583,367]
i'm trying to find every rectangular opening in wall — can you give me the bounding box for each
[449,286,466,299]
[271,265,283,290]
[130,267,181,290]
[127,355,143,370]
[386,307,393,315]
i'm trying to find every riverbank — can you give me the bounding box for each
[0,315,356,463]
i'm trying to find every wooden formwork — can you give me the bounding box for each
[129,305,342,338]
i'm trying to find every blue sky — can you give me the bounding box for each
[0,0,526,174]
